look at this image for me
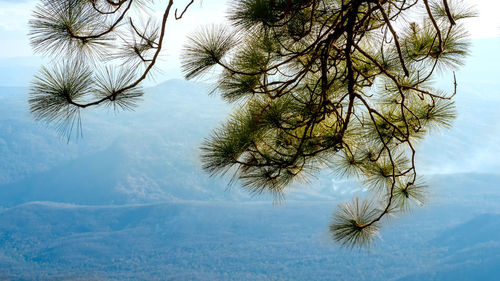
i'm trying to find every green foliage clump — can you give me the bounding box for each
[181,0,474,247]
[28,0,170,137]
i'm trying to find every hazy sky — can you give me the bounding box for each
[0,0,498,77]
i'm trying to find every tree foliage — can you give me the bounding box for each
[28,0,193,135]
[29,0,474,248]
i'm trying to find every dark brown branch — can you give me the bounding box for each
[442,0,456,25]
[69,0,175,108]
[175,0,194,20]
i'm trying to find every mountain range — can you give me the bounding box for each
[0,38,500,280]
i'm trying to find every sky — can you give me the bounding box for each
[0,0,498,83]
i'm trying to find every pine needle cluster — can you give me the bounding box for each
[28,0,191,137]
[181,0,474,248]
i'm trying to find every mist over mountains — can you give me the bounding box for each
[0,80,359,205]
[0,38,499,280]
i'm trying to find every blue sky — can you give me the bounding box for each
[0,0,498,85]
[0,0,228,83]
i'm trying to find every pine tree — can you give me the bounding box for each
[29,0,474,248]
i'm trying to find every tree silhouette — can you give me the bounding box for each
[29,0,474,248]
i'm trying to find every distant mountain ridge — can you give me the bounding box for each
[1,198,500,280]
[1,38,500,280]
[2,73,500,205]
[0,80,350,204]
